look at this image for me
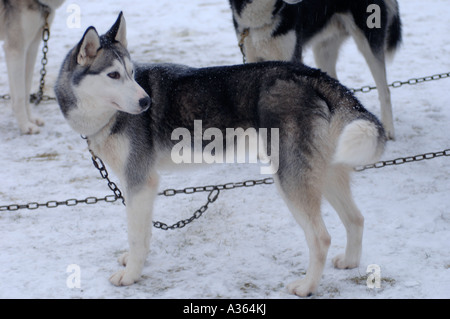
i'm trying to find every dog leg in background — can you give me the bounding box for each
[24,29,45,128]
[351,31,395,140]
[3,10,46,135]
[312,35,346,79]
[366,55,394,141]
[109,173,159,286]
[4,38,41,134]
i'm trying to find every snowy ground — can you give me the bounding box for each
[0,0,449,299]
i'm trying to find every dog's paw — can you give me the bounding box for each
[385,129,395,141]
[383,124,395,141]
[20,122,40,135]
[287,279,317,297]
[332,254,359,269]
[109,268,140,286]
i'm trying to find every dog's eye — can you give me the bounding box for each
[107,72,120,80]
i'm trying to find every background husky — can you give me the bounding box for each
[0,0,64,134]
[229,0,402,140]
[55,13,386,297]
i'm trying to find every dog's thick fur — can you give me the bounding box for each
[55,13,386,297]
[229,0,402,140]
[0,0,64,134]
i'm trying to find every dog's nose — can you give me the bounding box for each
[139,96,151,111]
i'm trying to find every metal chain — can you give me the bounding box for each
[30,12,57,104]
[88,150,274,230]
[87,148,224,230]
[350,72,450,94]
[0,195,118,212]
[2,148,448,216]
[153,188,220,230]
[354,148,450,172]
[158,177,274,197]
[90,152,125,205]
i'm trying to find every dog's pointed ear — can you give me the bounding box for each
[106,12,128,48]
[77,27,101,66]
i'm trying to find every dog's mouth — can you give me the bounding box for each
[111,101,147,115]
[112,101,124,112]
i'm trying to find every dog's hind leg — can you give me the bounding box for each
[352,31,395,140]
[324,165,364,269]
[276,173,331,297]
[312,35,346,79]
[109,172,159,286]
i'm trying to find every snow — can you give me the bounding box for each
[0,0,449,299]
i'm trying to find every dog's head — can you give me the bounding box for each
[75,12,150,115]
[56,12,150,135]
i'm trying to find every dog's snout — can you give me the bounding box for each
[139,96,151,111]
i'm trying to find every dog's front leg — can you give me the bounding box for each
[4,39,41,134]
[109,173,159,286]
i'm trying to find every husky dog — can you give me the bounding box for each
[229,0,402,140]
[55,13,386,297]
[0,0,64,134]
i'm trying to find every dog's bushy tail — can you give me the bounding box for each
[385,0,402,61]
[386,12,402,55]
[306,69,386,167]
[333,118,385,166]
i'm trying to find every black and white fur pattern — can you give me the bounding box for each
[0,0,65,134]
[230,0,402,140]
[55,13,386,297]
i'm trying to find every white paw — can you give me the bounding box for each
[109,268,140,286]
[20,122,40,135]
[332,253,359,269]
[287,278,317,297]
[383,124,395,141]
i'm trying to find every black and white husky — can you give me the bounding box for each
[0,0,65,134]
[55,13,386,297]
[229,0,402,140]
